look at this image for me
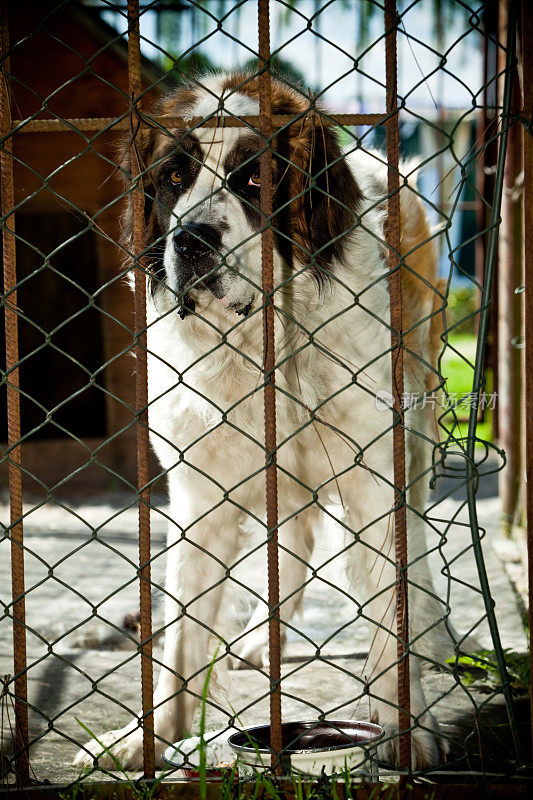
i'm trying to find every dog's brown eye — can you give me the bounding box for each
[169,170,182,186]
[248,173,260,188]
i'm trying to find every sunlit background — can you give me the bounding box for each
[86,0,487,284]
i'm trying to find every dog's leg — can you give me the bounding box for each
[360,573,444,769]
[233,509,315,669]
[344,472,445,769]
[73,498,241,770]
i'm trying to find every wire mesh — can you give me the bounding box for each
[0,0,530,793]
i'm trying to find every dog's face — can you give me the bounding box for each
[124,74,361,319]
[151,125,266,316]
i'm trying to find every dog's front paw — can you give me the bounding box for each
[231,630,269,670]
[232,627,288,670]
[73,725,146,771]
[376,707,448,769]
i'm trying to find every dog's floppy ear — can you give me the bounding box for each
[282,119,361,280]
[305,121,361,274]
[118,125,170,291]
[119,125,159,256]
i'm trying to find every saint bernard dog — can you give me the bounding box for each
[75,72,453,770]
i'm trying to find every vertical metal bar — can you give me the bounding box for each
[434,1,445,264]
[521,0,533,763]
[127,0,155,779]
[258,0,282,774]
[0,0,29,782]
[497,1,521,529]
[384,0,411,770]
[480,0,500,440]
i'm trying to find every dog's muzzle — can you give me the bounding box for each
[173,223,221,268]
[173,223,221,318]
[172,223,254,320]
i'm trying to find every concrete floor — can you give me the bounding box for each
[0,462,527,786]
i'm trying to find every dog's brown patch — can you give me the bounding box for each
[218,73,362,276]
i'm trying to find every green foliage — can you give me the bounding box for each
[445,284,480,337]
[165,51,218,84]
[162,52,306,93]
[446,649,530,691]
[198,643,223,800]
[441,331,493,444]
[241,56,307,90]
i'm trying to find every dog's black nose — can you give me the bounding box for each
[173,223,221,262]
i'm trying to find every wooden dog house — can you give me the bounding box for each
[1,0,163,495]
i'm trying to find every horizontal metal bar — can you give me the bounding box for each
[7,112,388,134]
[1,780,532,799]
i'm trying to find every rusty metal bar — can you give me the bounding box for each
[384,0,411,770]
[127,0,155,779]
[258,0,282,775]
[521,0,533,763]
[8,113,388,134]
[0,0,29,782]
[497,0,522,529]
[2,779,532,800]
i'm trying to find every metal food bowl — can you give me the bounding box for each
[228,720,384,777]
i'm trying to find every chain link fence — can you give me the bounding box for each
[1,0,531,794]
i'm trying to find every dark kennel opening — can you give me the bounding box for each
[1,211,107,442]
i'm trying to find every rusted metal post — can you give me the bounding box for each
[384,0,411,770]
[498,1,522,530]
[258,0,282,774]
[127,0,155,779]
[520,0,533,763]
[1,0,29,782]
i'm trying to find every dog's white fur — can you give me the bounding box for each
[74,75,453,771]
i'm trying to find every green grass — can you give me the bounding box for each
[440,332,493,445]
[445,649,530,691]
